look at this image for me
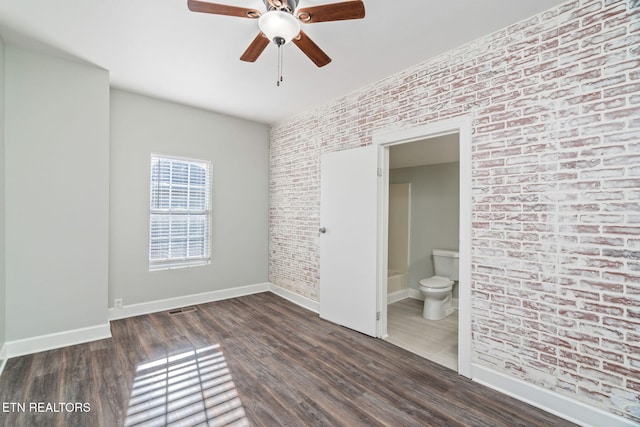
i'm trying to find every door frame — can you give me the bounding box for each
[373,116,472,378]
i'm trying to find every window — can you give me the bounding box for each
[149,154,211,271]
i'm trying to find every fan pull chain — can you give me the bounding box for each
[277,43,284,86]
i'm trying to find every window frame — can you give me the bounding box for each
[148,153,212,271]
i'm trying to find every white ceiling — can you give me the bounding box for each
[0,0,567,124]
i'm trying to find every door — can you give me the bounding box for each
[319,145,379,337]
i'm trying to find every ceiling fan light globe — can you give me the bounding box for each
[258,10,300,45]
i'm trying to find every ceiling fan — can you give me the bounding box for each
[187,0,366,69]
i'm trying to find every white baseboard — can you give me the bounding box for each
[2,282,284,360]
[269,283,319,313]
[387,289,410,304]
[108,282,271,321]
[107,282,319,322]
[5,323,112,359]
[472,364,636,427]
[391,290,460,309]
[386,288,422,304]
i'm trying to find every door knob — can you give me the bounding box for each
[319,227,327,233]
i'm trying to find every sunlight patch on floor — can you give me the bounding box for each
[125,344,249,426]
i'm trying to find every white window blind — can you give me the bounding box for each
[149,154,211,271]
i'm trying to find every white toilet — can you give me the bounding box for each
[419,249,459,320]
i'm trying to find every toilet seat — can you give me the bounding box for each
[419,275,454,289]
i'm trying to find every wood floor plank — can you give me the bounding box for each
[0,292,576,427]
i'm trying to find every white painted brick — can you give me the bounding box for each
[269,0,640,422]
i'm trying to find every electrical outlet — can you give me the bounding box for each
[114,298,123,310]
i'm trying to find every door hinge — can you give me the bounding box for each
[376,311,381,321]
[377,168,383,177]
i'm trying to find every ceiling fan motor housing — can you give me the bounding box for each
[263,0,299,13]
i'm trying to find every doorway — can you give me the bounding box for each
[374,117,472,378]
[385,136,460,371]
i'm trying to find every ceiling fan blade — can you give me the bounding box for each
[240,33,270,62]
[296,1,365,23]
[187,0,260,18]
[293,31,331,67]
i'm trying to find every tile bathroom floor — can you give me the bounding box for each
[386,298,458,371]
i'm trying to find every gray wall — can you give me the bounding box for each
[0,36,6,357]
[390,162,459,291]
[5,46,110,340]
[109,90,270,307]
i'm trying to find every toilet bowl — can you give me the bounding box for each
[419,249,459,320]
[419,276,454,320]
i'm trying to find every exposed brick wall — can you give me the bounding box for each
[269,0,640,421]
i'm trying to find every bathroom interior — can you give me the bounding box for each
[385,133,460,371]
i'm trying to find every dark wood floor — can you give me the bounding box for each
[0,292,576,426]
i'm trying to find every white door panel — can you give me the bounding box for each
[319,145,378,337]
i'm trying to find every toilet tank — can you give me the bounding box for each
[432,249,459,281]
